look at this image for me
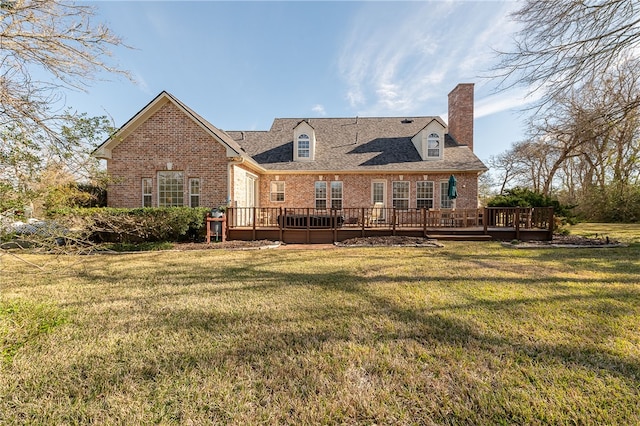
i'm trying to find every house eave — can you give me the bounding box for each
[257,167,488,175]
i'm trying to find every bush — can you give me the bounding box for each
[487,187,576,222]
[50,207,211,243]
[576,185,640,223]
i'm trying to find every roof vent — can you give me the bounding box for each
[401,119,414,124]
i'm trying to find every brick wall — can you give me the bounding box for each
[257,172,479,210]
[448,83,474,151]
[106,96,480,211]
[106,102,229,208]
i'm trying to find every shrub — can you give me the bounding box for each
[487,187,576,222]
[50,207,211,243]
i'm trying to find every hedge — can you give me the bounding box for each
[50,207,211,243]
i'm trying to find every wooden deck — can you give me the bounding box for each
[217,207,554,244]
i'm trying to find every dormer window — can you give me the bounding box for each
[293,121,316,161]
[427,133,440,158]
[411,121,445,161]
[297,134,310,158]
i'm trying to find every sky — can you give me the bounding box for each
[64,0,536,163]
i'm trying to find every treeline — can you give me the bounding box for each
[488,64,640,222]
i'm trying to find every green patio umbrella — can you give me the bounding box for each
[448,174,458,199]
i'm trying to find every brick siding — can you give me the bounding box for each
[448,83,474,151]
[258,172,479,210]
[106,102,229,208]
[106,95,480,211]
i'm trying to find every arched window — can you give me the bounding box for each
[427,133,440,158]
[297,134,310,158]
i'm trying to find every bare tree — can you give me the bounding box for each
[492,63,640,220]
[1,0,130,137]
[495,0,640,117]
[487,150,524,194]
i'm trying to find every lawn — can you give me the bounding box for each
[1,240,639,424]
[568,222,640,244]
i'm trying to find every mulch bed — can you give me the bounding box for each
[175,236,443,250]
[171,234,622,251]
[504,234,623,248]
[173,240,280,250]
[335,236,443,247]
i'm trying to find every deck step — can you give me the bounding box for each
[427,234,493,241]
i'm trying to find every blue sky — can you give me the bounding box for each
[67,1,535,162]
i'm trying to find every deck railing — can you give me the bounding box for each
[227,207,553,231]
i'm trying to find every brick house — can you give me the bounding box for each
[93,84,487,213]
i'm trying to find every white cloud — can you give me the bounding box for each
[337,2,520,117]
[312,104,326,116]
[133,69,152,95]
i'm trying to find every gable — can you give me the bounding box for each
[411,119,447,161]
[93,91,245,160]
[293,120,316,161]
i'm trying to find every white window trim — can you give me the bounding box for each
[157,171,184,207]
[189,178,201,208]
[315,181,327,210]
[392,181,410,210]
[142,178,153,207]
[297,134,310,159]
[371,180,387,206]
[416,181,434,210]
[440,181,454,209]
[427,133,441,159]
[270,181,285,203]
[294,123,315,161]
[330,181,343,210]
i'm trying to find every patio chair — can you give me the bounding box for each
[366,202,385,226]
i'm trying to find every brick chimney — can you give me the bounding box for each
[447,83,474,151]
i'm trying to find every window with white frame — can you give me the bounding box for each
[416,181,434,209]
[158,171,184,207]
[427,133,440,158]
[330,181,342,210]
[440,181,453,209]
[315,181,327,210]
[372,181,385,205]
[270,181,285,202]
[189,178,200,207]
[142,178,153,207]
[392,181,410,210]
[297,134,310,158]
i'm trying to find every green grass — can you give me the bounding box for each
[102,241,175,252]
[569,222,640,244]
[1,240,639,424]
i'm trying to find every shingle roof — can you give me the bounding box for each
[227,117,487,173]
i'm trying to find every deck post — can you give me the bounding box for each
[483,207,488,234]
[392,208,396,236]
[252,207,256,241]
[279,207,284,242]
[306,208,310,244]
[548,207,555,240]
[422,208,427,237]
[361,207,366,237]
[515,208,520,240]
[333,209,337,243]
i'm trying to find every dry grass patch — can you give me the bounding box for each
[1,242,639,424]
